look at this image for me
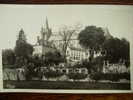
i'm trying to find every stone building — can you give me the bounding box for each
[33,18,56,56]
[33,19,103,62]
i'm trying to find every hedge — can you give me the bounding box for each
[90,73,130,82]
[67,73,88,80]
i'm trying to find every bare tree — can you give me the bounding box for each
[58,24,82,62]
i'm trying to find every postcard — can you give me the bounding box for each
[0,4,133,93]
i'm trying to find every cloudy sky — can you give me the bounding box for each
[0,4,133,49]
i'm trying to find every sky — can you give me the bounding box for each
[0,4,133,49]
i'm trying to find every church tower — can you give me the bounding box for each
[16,28,26,46]
[40,18,52,56]
[33,18,54,57]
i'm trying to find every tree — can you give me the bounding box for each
[15,42,33,58]
[14,29,33,68]
[78,26,105,61]
[91,56,104,73]
[121,38,130,66]
[45,50,63,66]
[103,37,130,66]
[2,49,15,65]
[59,24,81,61]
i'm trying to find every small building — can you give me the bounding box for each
[66,46,101,63]
[103,61,129,74]
[66,46,90,62]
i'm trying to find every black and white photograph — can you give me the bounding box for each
[0,5,132,93]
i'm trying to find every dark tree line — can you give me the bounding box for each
[2,49,15,65]
[78,25,130,69]
[2,29,33,66]
[78,26,105,61]
[103,37,130,66]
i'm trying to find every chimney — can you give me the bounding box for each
[37,36,40,44]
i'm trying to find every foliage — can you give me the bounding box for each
[44,70,64,78]
[67,73,87,80]
[59,24,81,61]
[74,56,104,74]
[14,57,27,68]
[78,26,105,60]
[91,56,104,72]
[90,73,130,82]
[14,42,33,58]
[44,50,64,65]
[25,63,37,80]
[103,37,130,66]
[2,49,15,65]
[30,55,43,67]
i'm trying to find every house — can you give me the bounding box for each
[103,61,129,74]
[66,46,90,62]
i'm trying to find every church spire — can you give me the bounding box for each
[45,17,52,41]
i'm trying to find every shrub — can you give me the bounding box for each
[119,73,130,80]
[90,73,130,82]
[90,73,102,81]
[67,73,87,80]
[44,70,64,78]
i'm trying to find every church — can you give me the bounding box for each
[33,19,110,63]
[33,18,57,57]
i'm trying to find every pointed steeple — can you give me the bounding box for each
[45,17,52,41]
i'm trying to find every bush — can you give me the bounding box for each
[119,73,130,80]
[90,73,102,81]
[44,70,64,78]
[2,49,16,65]
[90,73,130,82]
[67,73,87,80]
